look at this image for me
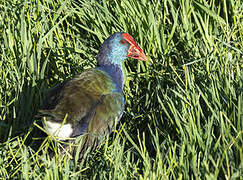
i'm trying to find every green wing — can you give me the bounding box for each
[76,92,124,153]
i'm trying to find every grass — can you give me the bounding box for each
[0,0,242,179]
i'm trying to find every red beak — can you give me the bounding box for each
[122,33,147,61]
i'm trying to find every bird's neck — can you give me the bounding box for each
[97,63,124,93]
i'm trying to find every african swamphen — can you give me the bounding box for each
[39,32,147,154]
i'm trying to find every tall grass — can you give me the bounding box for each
[0,0,242,179]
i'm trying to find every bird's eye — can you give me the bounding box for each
[120,40,126,45]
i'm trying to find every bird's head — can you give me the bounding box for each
[97,32,147,66]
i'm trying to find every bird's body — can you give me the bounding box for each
[40,68,124,140]
[39,32,146,153]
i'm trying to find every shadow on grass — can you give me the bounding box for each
[0,81,48,149]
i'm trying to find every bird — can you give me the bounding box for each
[38,32,147,155]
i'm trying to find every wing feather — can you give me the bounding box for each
[74,92,124,154]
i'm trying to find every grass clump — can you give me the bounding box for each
[0,0,242,179]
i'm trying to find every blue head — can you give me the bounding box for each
[97,32,146,67]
